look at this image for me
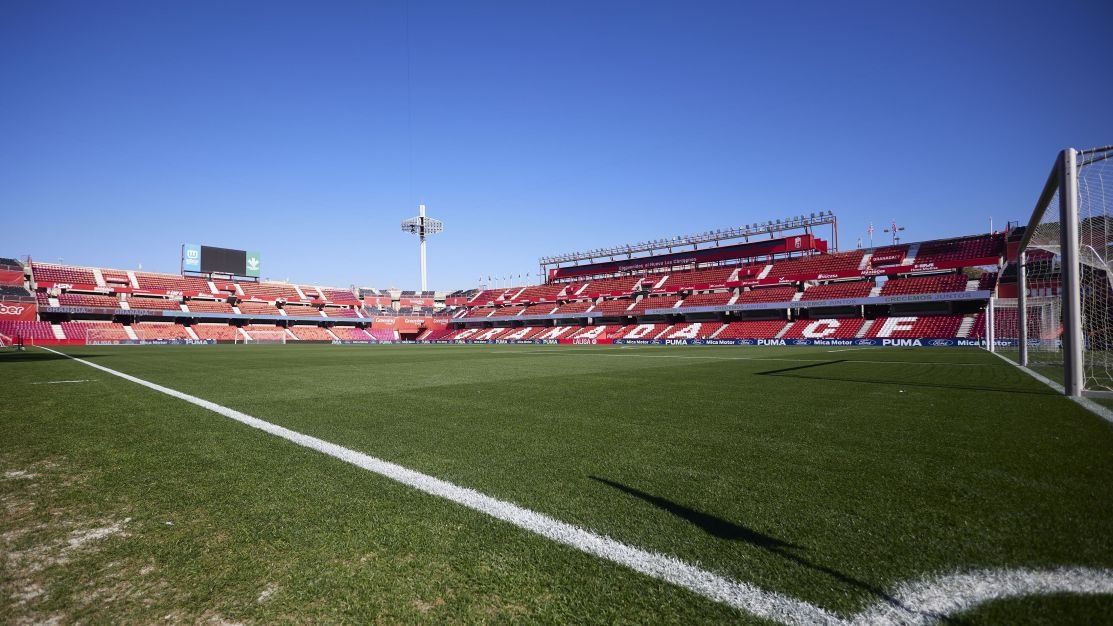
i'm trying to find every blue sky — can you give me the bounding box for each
[2,1,1111,290]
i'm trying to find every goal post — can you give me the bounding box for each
[1015,145,1113,398]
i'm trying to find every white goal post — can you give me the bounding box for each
[239,330,287,345]
[1014,145,1113,398]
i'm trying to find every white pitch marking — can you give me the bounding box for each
[28,379,97,385]
[40,347,1113,624]
[826,348,875,353]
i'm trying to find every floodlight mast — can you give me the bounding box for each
[400,204,444,291]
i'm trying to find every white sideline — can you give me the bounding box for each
[989,351,1113,424]
[40,347,1113,624]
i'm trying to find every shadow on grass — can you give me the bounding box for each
[0,350,102,363]
[756,360,1056,396]
[589,475,911,611]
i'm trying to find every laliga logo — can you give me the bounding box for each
[0,304,26,316]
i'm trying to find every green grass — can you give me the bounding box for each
[3,344,1113,624]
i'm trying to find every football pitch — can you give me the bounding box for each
[3,344,1113,624]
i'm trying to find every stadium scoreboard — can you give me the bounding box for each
[182,243,261,278]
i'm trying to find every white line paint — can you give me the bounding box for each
[40,347,1113,624]
[826,348,875,353]
[28,379,97,385]
[990,351,1113,424]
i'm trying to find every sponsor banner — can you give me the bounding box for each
[87,339,217,346]
[363,296,393,306]
[182,243,201,272]
[549,235,818,280]
[870,251,905,266]
[0,270,25,286]
[421,339,561,345]
[653,290,991,315]
[245,251,261,278]
[401,297,434,307]
[371,316,432,333]
[0,301,37,320]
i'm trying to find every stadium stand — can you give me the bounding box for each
[978,272,999,291]
[737,286,798,303]
[101,270,131,285]
[31,263,96,285]
[289,325,333,341]
[552,301,594,314]
[239,282,301,300]
[192,324,240,341]
[800,281,873,301]
[676,292,733,308]
[659,266,736,291]
[914,234,1001,264]
[284,305,323,317]
[879,274,968,296]
[865,315,964,338]
[134,322,191,340]
[613,323,669,339]
[868,245,908,266]
[238,301,280,315]
[714,320,791,339]
[579,276,642,295]
[522,303,559,316]
[61,321,129,341]
[57,293,121,309]
[185,299,235,314]
[244,324,288,337]
[593,298,635,315]
[766,251,865,278]
[0,320,56,341]
[662,321,723,339]
[781,317,867,339]
[629,295,683,314]
[468,289,510,304]
[128,297,184,311]
[493,306,527,317]
[323,288,360,304]
[514,284,566,302]
[136,272,213,293]
[331,326,373,340]
[368,328,397,341]
[1,286,32,299]
[462,307,495,319]
[323,308,359,318]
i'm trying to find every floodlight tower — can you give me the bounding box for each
[401,203,444,291]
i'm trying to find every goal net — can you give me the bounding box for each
[240,330,287,345]
[1016,146,1113,396]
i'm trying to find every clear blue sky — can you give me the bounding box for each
[2,1,1111,290]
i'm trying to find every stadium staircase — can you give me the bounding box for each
[124,326,139,340]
